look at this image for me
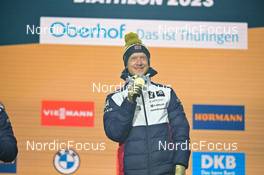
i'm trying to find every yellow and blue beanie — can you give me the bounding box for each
[123,32,150,67]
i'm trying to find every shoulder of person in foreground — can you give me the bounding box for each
[0,103,18,162]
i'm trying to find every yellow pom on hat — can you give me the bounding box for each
[125,32,142,49]
[123,32,150,67]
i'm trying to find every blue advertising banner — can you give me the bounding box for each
[193,104,245,130]
[192,152,245,175]
[0,160,16,173]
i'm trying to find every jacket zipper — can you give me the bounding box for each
[141,92,151,175]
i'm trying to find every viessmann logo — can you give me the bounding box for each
[41,101,94,127]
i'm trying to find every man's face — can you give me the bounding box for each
[127,52,149,76]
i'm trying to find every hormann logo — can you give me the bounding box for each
[193,104,245,130]
[41,101,94,127]
[194,113,243,122]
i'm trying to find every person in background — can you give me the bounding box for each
[0,102,18,162]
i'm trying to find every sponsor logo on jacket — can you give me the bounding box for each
[148,90,165,99]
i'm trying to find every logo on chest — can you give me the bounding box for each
[148,90,165,99]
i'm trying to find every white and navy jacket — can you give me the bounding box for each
[103,68,190,175]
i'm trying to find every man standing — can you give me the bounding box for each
[103,32,190,175]
[0,103,18,162]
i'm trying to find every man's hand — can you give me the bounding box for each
[127,75,145,102]
[175,165,186,175]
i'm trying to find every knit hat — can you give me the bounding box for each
[123,32,150,67]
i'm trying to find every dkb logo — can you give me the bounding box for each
[192,152,245,175]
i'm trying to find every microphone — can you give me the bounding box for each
[127,75,148,102]
[133,76,145,98]
[134,76,145,89]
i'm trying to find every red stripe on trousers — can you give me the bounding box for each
[116,143,124,175]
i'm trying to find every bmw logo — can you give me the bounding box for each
[53,149,80,174]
